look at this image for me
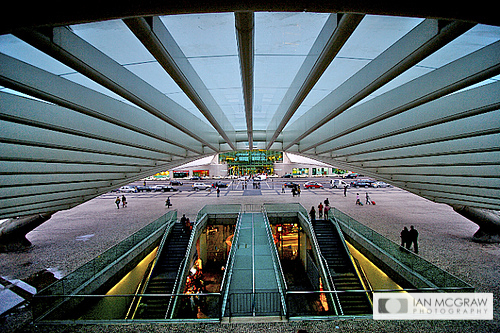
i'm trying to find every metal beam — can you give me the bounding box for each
[13,27,220,151]
[299,153,500,210]
[124,16,236,149]
[0,156,205,218]
[302,40,500,153]
[2,1,499,35]
[311,81,500,155]
[282,19,475,150]
[235,12,255,148]
[265,13,364,149]
[331,116,500,165]
[0,53,206,155]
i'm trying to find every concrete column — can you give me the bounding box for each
[0,213,53,252]
[452,205,500,243]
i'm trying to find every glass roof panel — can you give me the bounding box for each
[254,12,330,130]
[70,20,155,66]
[351,23,500,106]
[71,18,208,122]
[160,13,238,57]
[287,15,423,125]
[0,34,73,75]
[160,13,242,129]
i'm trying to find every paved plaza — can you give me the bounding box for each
[1,179,499,332]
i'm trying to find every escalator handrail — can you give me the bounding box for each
[262,207,288,316]
[220,210,243,318]
[298,212,343,316]
[128,217,176,319]
[166,213,209,319]
[330,216,373,308]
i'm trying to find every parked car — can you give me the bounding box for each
[152,185,166,191]
[212,182,228,188]
[342,172,359,179]
[351,179,375,188]
[119,186,137,193]
[190,176,201,180]
[372,181,392,188]
[304,181,323,189]
[135,185,152,192]
[192,183,211,190]
[170,180,183,186]
[162,185,178,192]
[331,179,350,188]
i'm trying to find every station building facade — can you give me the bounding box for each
[164,150,340,179]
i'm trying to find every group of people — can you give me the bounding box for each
[355,192,374,206]
[180,214,192,234]
[400,225,419,254]
[309,198,332,222]
[114,195,127,209]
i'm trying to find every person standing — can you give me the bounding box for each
[409,225,419,254]
[165,197,171,208]
[216,187,220,197]
[115,196,120,209]
[282,184,285,193]
[318,202,323,219]
[324,198,330,207]
[344,185,348,197]
[400,226,409,249]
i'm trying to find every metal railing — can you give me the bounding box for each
[227,291,284,317]
[286,286,473,319]
[262,206,288,316]
[296,210,343,316]
[167,212,209,318]
[220,211,243,318]
[33,211,177,322]
[331,208,473,291]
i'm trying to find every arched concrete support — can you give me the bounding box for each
[451,205,500,243]
[0,213,53,252]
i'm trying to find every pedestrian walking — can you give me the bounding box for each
[115,196,120,209]
[355,193,363,205]
[318,202,324,219]
[217,187,220,197]
[408,225,419,254]
[121,195,127,208]
[309,206,316,225]
[344,185,348,197]
[324,205,330,220]
[324,198,329,206]
[165,197,171,208]
[400,226,409,249]
[282,184,285,193]
[365,192,371,205]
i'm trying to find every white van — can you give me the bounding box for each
[331,179,349,188]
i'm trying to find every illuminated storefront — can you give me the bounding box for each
[219,150,283,176]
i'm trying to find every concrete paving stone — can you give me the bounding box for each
[0,179,498,332]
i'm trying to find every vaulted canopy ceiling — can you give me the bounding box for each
[1,4,499,217]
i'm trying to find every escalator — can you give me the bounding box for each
[313,219,372,315]
[134,222,191,319]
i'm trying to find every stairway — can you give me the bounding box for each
[136,222,191,319]
[313,219,372,315]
